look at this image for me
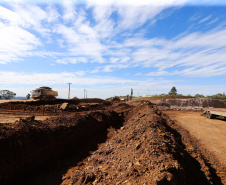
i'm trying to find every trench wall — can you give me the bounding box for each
[0,110,122,184]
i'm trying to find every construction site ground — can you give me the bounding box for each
[163,110,226,184]
[0,98,225,185]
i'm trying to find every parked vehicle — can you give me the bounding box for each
[204,109,226,119]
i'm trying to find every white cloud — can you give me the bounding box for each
[0,23,41,63]
[207,18,218,25]
[0,1,225,80]
[62,0,77,22]
[5,0,225,6]
[115,5,166,30]
[102,63,129,72]
[90,68,100,73]
[116,29,226,77]
[0,71,139,85]
[0,5,24,26]
[91,6,115,38]
[75,71,86,76]
[46,5,60,23]
[55,21,107,62]
[56,57,88,64]
[86,0,185,6]
[9,4,49,36]
[199,15,212,23]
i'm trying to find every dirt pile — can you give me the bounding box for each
[63,104,220,185]
[0,99,109,114]
[161,98,226,108]
[0,108,124,184]
[0,100,223,185]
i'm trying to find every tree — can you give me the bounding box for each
[0,90,16,99]
[195,94,205,98]
[168,86,177,96]
[26,93,31,99]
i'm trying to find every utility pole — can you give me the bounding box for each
[84,89,88,99]
[67,83,72,99]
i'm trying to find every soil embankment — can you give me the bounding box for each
[0,101,126,184]
[63,103,223,185]
[0,99,224,184]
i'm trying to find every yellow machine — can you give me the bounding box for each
[31,88,58,100]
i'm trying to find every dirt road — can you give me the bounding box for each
[164,111,226,184]
[0,99,35,104]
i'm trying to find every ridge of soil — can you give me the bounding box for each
[0,99,224,185]
[63,104,223,185]
[0,108,125,184]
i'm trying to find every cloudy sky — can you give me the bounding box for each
[0,0,226,99]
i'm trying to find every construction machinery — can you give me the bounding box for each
[204,109,226,119]
[31,87,58,100]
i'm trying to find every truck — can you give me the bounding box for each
[204,109,226,119]
[31,87,58,100]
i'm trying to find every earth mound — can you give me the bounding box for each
[63,104,220,185]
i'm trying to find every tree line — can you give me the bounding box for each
[0,90,16,99]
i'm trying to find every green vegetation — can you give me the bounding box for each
[26,93,31,99]
[0,90,16,99]
[194,94,205,98]
[106,87,226,106]
[168,86,177,96]
[206,93,226,105]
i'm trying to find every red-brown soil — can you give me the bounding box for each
[0,98,225,185]
[62,103,223,185]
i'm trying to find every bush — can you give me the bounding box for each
[0,90,16,99]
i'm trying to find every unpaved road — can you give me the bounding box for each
[0,99,35,104]
[0,110,55,123]
[164,110,226,184]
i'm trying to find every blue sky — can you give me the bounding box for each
[0,0,226,99]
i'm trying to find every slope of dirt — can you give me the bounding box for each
[0,100,224,185]
[0,99,106,112]
[63,104,222,185]
[0,108,125,184]
[0,100,112,124]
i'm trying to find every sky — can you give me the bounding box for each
[0,0,226,99]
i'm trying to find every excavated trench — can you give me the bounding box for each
[0,101,224,185]
[0,109,124,185]
[65,104,223,185]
